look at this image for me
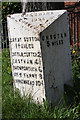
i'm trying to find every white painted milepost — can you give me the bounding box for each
[7,10,73,104]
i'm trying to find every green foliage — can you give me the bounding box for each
[2,2,22,22]
[2,49,80,119]
[63,49,80,106]
[2,49,12,75]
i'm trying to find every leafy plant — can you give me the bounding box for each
[2,49,12,75]
[2,2,22,22]
[63,48,80,106]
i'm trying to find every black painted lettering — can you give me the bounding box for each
[24,37,28,42]
[37,52,41,57]
[47,41,50,47]
[34,59,38,64]
[52,42,54,46]
[61,33,63,38]
[57,34,59,38]
[61,40,63,44]
[36,81,41,86]
[39,74,42,79]
[38,66,42,72]
[42,36,44,41]
[30,60,33,64]
[46,36,49,40]
[50,35,53,39]
[64,33,66,37]
[14,72,18,77]
[53,34,56,39]
[36,80,43,86]
[19,73,22,77]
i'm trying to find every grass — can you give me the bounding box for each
[0,51,2,120]
[2,49,80,119]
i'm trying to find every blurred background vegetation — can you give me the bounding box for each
[2,2,22,22]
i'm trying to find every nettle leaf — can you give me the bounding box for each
[76,74,80,79]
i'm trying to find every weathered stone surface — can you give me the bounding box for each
[7,10,73,104]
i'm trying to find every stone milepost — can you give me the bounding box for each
[7,10,73,104]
